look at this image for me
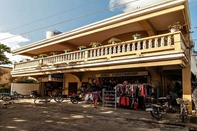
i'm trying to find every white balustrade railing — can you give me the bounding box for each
[14,32,186,70]
[42,50,86,65]
[14,60,39,69]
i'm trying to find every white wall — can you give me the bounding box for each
[11,83,40,95]
[191,53,197,79]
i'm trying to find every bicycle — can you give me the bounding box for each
[30,90,79,104]
[176,98,189,122]
[30,90,59,104]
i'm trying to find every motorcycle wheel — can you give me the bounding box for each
[34,97,39,105]
[54,96,64,103]
[71,98,78,104]
[2,96,12,101]
[19,95,24,98]
[150,107,162,120]
[181,108,186,122]
[168,107,176,113]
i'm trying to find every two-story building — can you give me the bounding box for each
[11,0,196,110]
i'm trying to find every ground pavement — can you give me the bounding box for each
[0,99,197,131]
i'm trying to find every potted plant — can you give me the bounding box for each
[89,42,102,48]
[50,52,58,55]
[168,21,183,32]
[33,55,38,59]
[39,54,47,58]
[108,37,121,44]
[64,49,71,53]
[132,33,141,40]
[77,46,86,50]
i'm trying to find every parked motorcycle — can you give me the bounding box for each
[2,91,24,101]
[146,93,176,120]
[29,90,39,98]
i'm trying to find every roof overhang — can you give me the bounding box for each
[12,0,190,56]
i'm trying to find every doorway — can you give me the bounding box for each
[68,82,78,95]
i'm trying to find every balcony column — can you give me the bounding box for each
[173,33,181,50]
[182,62,192,113]
[84,50,88,61]
[39,59,43,67]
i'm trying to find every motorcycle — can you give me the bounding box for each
[68,92,84,104]
[29,90,39,98]
[146,93,176,120]
[2,91,24,101]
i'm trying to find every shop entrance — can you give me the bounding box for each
[44,82,63,96]
[68,82,78,95]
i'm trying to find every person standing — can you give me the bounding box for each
[92,88,101,108]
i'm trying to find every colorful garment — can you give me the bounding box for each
[92,91,99,99]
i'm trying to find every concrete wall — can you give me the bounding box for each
[11,83,39,95]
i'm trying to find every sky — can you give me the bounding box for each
[0,0,197,64]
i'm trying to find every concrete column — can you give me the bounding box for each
[182,63,192,112]
[173,33,181,50]
[146,67,161,98]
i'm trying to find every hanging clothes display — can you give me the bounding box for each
[115,83,154,109]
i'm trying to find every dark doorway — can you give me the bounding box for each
[68,82,78,95]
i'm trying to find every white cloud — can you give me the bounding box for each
[109,0,164,12]
[0,32,31,63]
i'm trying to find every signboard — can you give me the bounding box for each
[96,71,148,77]
[48,74,63,82]
[38,74,63,82]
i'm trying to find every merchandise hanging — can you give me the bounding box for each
[114,82,155,110]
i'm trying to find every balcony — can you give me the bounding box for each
[11,32,188,76]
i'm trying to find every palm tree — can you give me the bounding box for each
[0,43,12,65]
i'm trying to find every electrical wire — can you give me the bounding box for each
[0,0,139,41]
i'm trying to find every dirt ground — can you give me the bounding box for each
[0,100,189,131]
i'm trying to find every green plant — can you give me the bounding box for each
[168,21,183,29]
[64,49,71,53]
[39,54,47,58]
[50,52,58,55]
[0,87,10,93]
[17,79,38,83]
[89,42,102,47]
[33,55,38,59]
[77,46,86,50]
[132,33,141,40]
[132,33,141,37]
[108,37,121,44]
[25,59,31,61]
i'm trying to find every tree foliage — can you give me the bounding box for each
[17,78,39,83]
[0,43,12,65]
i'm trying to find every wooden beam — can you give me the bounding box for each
[138,20,157,36]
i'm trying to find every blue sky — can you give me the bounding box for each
[0,0,196,62]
